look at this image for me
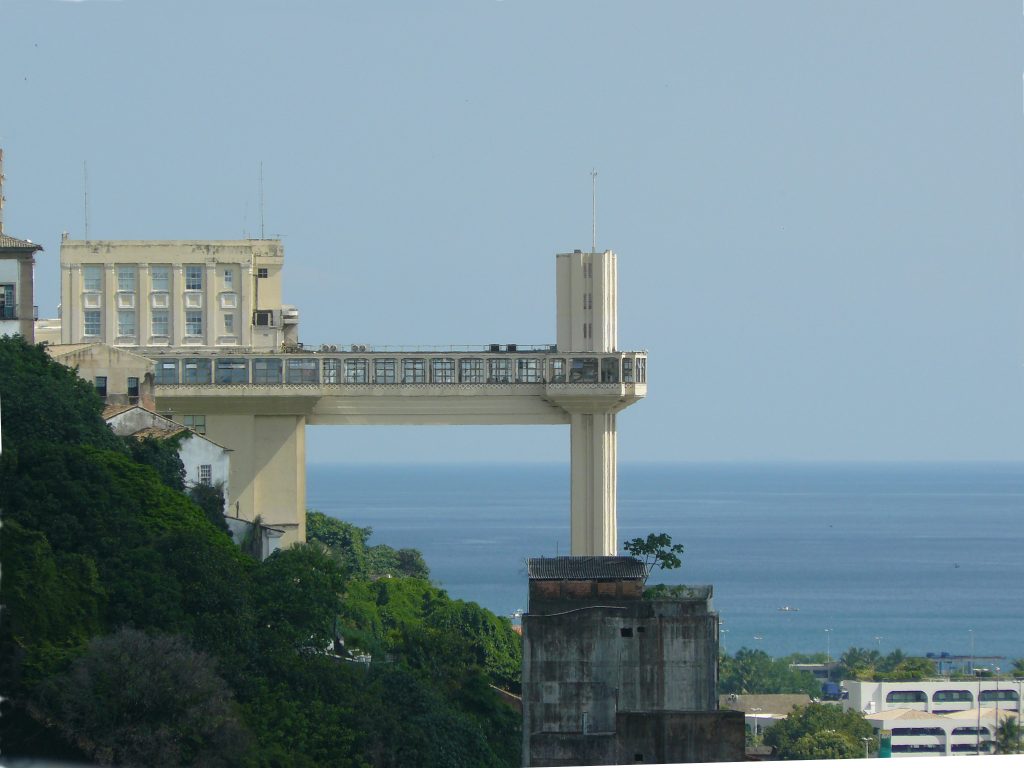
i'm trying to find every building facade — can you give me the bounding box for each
[843,678,1022,757]
[59,238,297,351]
[521,557,743,766]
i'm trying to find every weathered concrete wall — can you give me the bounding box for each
[522,596,723,766]
[615,711,745,764]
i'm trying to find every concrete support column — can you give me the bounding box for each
[569,410,617,555]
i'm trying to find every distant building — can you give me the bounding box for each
[0,150,42,342]
[104,404,231,501]
[521,556,744,766]
[844,678,1022,757]
[843,679,1021,717]
[102,403,283,559]
[58,237,298,351]
[47,342,156,409]
[719,693,812,741]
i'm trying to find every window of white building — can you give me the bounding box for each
[117,310,136,337]
[0,284,14,320]
[151,266,170,292]
[151,310,169,337]
[117,266,136,292]
[84,310,101,336]
[185,311,203,336]
[224,313,234,334]
[185,265,203,291]
[198,464,212,485]
[83,265,103,292]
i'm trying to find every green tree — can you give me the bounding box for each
[36,628,253,768]
[996,716,1022,755]
[251,543,347,656]
[125,434,186,491]
[188,481,230,534]
[765,703,874,760]
[719,648,821,697]
[837,647,882,681]
[622,532,684,581]
[1011,658,1024,678]
[0,335,124,453]
[306,510,370,575]
[789,730,861,760]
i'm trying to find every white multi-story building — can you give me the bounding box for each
[844,679,1022,757]
[844,679,1021,717]
[59,238,298,351]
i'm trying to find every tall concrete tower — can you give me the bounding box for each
[556,249,622,555]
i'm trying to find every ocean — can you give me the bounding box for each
[307,462,1024,664]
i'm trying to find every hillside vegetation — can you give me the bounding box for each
[0,335,521,767]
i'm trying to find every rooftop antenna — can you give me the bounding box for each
[259,161,265,240]
[83,160,90,240]
[590,168,598,253]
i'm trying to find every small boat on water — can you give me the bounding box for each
[753,634,764,641]
[778,606,799,612]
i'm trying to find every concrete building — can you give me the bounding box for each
[58,239,647,552]
[521,556,743,766]
[0,150,42,342]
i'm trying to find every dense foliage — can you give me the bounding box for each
[719,648,822,698]
[0,336,520,767]
[836,647,937,681]
[763,703,874,760]
[307,509,430,579]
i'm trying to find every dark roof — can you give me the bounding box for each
[527,556,647,581]
[0,234,43,251]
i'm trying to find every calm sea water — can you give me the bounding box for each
[307,462,1024,663]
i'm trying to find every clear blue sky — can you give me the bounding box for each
[2,0,1022,463]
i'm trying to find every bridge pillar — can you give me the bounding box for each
[569,410,617,556]
[204,412,307,547]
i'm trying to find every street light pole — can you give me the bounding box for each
[825,628,832,664]
[861,736,871,759]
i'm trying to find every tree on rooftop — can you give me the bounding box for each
[622,532,684,582]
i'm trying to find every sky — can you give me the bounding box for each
[1,0,1022,464]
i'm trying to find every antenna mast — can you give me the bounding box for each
[590,168,598,253]
[84,161,90,240]
[259,161,265,240]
